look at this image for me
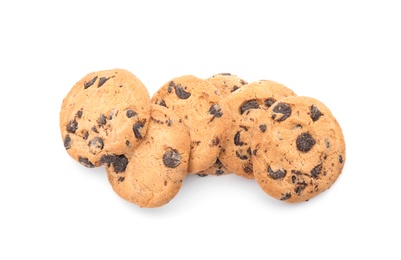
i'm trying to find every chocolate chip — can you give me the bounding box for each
[243,163,253,173]
[67,119,78,133]
[125,140,130,146]
[133,122,145,139]
[296,133,316,152]
[197,174,208,177]
[98,77,110,87]
[235,151,248,160]
[76,109,83,119]
[118,177,125,183]
[209,104,223,121]
[88,137,104,155]
[247,147,252,155]
[234,131,244,146]
[126,110,137,118]
[91,126,99,133]
[100,154,128,173]
[310,164,323,178]
[280,193,292,201]
[325,139,330,148]
[264,98,276,108]
[84,76,98,89]
[339,155,343,164]
[268,166,286,179]
[64,135,71,150]
[240,100,259,114]
[79,157,95,168]
[295,184,306,195]
[239,125,249,131]
[167,81,174,93]
[211,137,220,146]
[272,102,291,121]
[83,130,89,140]
[99,114,107,125]
[291,170,302,175]
[310,105,323,122]
[216,169,224,175]
[291,175,296,184]
[159,99,167,107]
[174,84,191,99]
[231,86,240,92]
[163,149,182,168]
[259,124,267,132]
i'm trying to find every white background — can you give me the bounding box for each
[1,1,400,259]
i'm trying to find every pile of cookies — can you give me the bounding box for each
[60,69,346,207]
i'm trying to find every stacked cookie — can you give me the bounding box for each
[60,69,346,207]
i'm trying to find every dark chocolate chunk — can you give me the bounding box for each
[163,149,182,168]
[64,135,71,150]
[133,122,145,139]
[88,137,104,154]
[231,86,240,92]
[159,99,167,107]
[310,105,323,122]
[296,133,316,152]
[99,114,107,125]
[291,175,296,184]
[98,77,110,87]
[125,140,130,146]
[209,104,223,121]
[264,98,276,108]
[167,81,174,93]
[235,151,248,160]
[291,170,302,175]
[100,154,128,173]
[240,100,259,114]
[126,110,137,118]
[83,130,89,140]
[76,109,83,119]
[247,147,252,155]
[84,76,98,89]
[118,177,125,183]
[174,83,191,99]
[234,131,244,146]
[259,124,267,132]
[295,184,307,195]
[310,164,323,178]
[243,163,253,173]
[91,126,99,133]
[272,102,291,121]
[67,119,78,133]
[79,157,95,168]
[339,155,343,164]
[215,169,224,175]
[268,166,286,179]
[280,193,292,201]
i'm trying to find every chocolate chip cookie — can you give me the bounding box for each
[151,75,232,174]
[105,105,191,208]
[251,96,346,203]
[60,69,150,168]
[219,80,296,179]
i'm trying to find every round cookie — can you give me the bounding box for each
[60,68,151,168]
[207,73,248,97]
[251,96,346,203]
[105,105,191,208]
[151,75,232,174]
[219,80,296,179]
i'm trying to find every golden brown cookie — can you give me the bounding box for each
[105,105,191,208]
[219,80,296,179]
[251,96,346,203]
[207,73,247,97]
[151,75,232,174]
[60,69,150,168]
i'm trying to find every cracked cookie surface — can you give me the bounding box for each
[105,105,190,208]
[219,80,296,179]
[60,68,151,167]
[151,75,231,174]
[251,96,346,202]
